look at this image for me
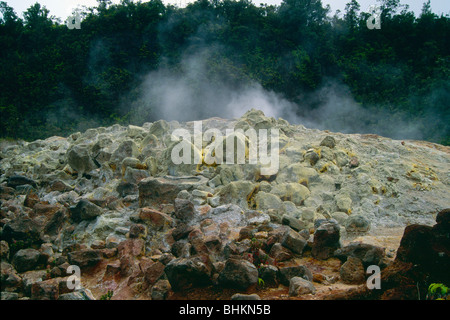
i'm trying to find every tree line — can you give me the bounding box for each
[0,0,448,144]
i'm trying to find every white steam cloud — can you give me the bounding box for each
[125,46,429,141]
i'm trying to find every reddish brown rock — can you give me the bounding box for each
[139,207,173,230]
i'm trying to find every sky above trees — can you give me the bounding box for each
[5,0,450,20]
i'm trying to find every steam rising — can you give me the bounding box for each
[126,46,433,141]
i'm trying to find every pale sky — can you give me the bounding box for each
[4,0,449,20]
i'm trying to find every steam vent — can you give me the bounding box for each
[1,109,449,300]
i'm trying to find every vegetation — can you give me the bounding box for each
[100,290,114,300]
[426,283,449,300]
[0,0,448,144]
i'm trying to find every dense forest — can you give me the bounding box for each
[0,0,449,144]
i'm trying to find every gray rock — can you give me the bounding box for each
[174,198,195,222]
[289,277,316,296]
[138,175,208,206]
[231,293,261,300]
[278,265,313,286]
[218,258,258,290]
[282,214,306,232]
[218,181,255,209]
[1,292,19,300]
[70,199,103,221]
[270,183,310,206]
[12,249,41,273]
[344,215,371,233]
[334,242,385,267]
[110,140,139,164]
[66,145,97,173]
[320,136,337,149]
[281,229,307,255]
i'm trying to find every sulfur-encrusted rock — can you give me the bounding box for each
[66,145,97,173]
[270,183,310,206]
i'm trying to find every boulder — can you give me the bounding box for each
[139,207,173,230]
[70,199,103,222]
[344,215,371,233]
[320,136,337,149]
[218,181,255,209]
[289,277,316,296]
[2,217,43,243]
[281,229,307,255]
[31,278,60,300]
[340,256,366,284]
[174,198,195,222]
[218,258,259,290]
[311,221,341,260]
[67,249,102,269]
[143,261,165,286]
[139,175,208,206]
[254,191,283,211]
[12,249,41,273]
[277,164,319,186]
[281,215,306,232]
[110,140,139,165]
[1,292,19,300]
[258,264,279,286]
[66,145,97,173]
[395,211,450,285]
[269,243,293,262]
[270,183,310,206]
[334,242,385,267]
[7,175,37,189]
[24,190,40,208]
[278,265,313,286]
[164,256,212,291]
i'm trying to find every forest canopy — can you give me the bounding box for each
[0,0,449,145]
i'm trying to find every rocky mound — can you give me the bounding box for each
[0,109,449,300]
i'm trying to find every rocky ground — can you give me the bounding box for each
[0,109,449,300]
